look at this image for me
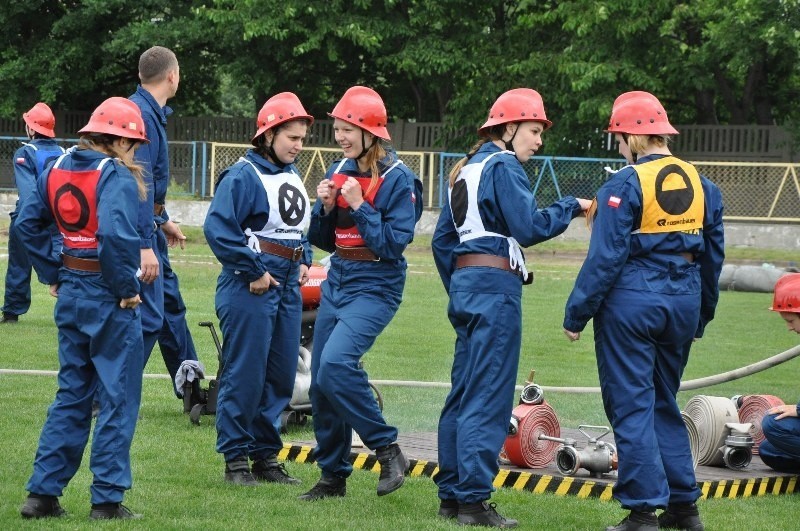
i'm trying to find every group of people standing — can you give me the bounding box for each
[5,44,748,531]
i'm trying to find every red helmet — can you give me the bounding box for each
[479,88,552,136]
[771,273,800,313]
[23,102,56,138]
[328,86,390,140]
[605,91,679,135]
[252,92,314,146]
[78,97,148,142]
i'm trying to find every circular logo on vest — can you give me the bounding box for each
[278,182,306,226]
[451,180,468,227]
[655,164,695,215]
[53,183,90,232]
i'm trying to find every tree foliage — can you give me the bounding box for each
[0,0,797,154]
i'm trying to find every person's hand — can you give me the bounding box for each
[249,272,279,295]
[48,283,59,298]
[577,197,593,211]
[139,248,160,284]
[564,329,580,341]
[340,177,364,211]
[120,294,141,309]
[298,264,310,286]
[161,220,187,250]
[316,179,336,213]
[767,404,798,420]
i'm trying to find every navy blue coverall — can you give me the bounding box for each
[3,139,64,317]
[129,86,198,395]
[16,149,144,504]
[563,154,725,511]
[307,152,422,479]
[432,142,582,504]
[204,150,312,463]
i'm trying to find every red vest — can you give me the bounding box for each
[47,157,109,250]
[331,172,383,247]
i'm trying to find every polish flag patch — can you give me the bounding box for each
[16,157,25,164]
[607,195,621,208]
[411,192,416,203]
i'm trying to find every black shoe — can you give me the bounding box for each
[224,458,259,486]
[1,312,19,324]
[658,503,704,531]
[298,475,347,501]
[252,456,301,485]
[89,503,141,520]
[20,494,66,519]
[438,498,458,519]
[457,501,518,528]
[606,510,659,531]
[375,443,409,496]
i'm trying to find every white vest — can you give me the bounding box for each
[240,158,310,251]
[449,150,529,281]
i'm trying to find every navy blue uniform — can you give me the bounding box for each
[16,149,144,504]
[760,403,800,473]
[564,154,725,511]
[204,150,312,462]
[3,139,64,317]
[432,142,583,504]
[129,86,198,395]
[307,151,421,478]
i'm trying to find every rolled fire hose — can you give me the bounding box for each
[737,394,785,454]
[504,402,561,468]
[683,395,739,466]
[681,412,700,470]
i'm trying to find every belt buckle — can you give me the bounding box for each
[292,246,304,261]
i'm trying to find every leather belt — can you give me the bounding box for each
[62,254,101,272]
[258,240,304,261]
[154,203,165,216]
[335,245,379,261]
[679,252,695,263]
[456,253,517,273]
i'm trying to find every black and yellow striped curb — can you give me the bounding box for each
[278,443,799,500]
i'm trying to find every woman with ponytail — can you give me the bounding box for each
[303,86,422,501]
[432,88,589,528]
[16,97,148,520]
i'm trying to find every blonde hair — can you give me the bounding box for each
[78,135,147,199]
[626,134,669,155]
[448,124,506,187]
[361,139,389,198]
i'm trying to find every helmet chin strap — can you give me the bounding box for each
[356,130,374,160]
[265,134,287,168]
[504,125,519,156]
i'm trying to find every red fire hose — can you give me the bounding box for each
[503,401,561,468]
[738,394,785,454]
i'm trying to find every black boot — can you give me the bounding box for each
[20,494,66,519]
[658,503,704,531]
[89,502,141,520]
[606,510,659,531]
[438,498,458,519]
[457,501,518,528]
[0,312,19,324]
[298,475,346,501]
[224,458,259,486]
[375,443,409,496]
[252,456,301,485]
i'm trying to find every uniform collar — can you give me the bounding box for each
[335,150,398,175]
[245,149,292,173]
[135,85,173,122]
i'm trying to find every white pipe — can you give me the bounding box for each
[3,342,798,393]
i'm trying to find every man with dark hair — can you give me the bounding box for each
[129,46,200,401]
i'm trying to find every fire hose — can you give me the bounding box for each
[503,401,561,468]
[681,412,700,469]
[683,395,746,467]
[735,394,785,454]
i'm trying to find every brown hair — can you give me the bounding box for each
[78,135,147,199]
[254,119,312,162]
[138,46,178,84]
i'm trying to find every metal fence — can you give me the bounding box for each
[2,136,798,222]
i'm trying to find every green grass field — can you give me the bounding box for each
[1,220,799,530]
